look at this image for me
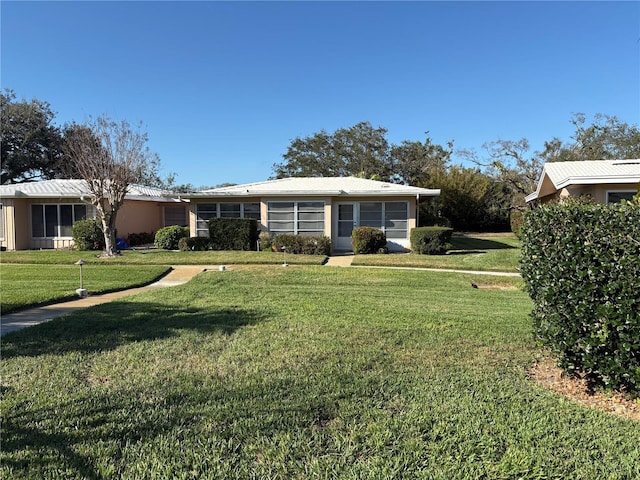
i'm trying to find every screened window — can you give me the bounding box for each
[607,191,636,203]
[356,202,409,239]
[195,202,261,237]
[360,202,383,229]
[31,204,87,238]
[164,206,187,227]
[384,202,409,238]
[267,201,324,235]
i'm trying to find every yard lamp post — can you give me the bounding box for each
[281,246,288,267]
[75,259,88,298]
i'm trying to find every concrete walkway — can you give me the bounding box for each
[324,254,355,267]
[0,266,211,336]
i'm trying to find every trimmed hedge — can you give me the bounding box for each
[352,227,386,254]
[72,219,105,251]
[209,218,258,251]
[178,236,211,252]
[410,227,453,255]
[154,226,189,250]
[520,200,640,393]
[127,231,155,246]
[272,234,331,256]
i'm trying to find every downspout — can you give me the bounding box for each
[416,194,420,228]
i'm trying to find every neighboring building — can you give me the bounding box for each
[0,179,188,251]
[184,177,440,252]
[525,160,640,204]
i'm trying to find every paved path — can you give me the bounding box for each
[0,266,211,336]
[1,258,518,335]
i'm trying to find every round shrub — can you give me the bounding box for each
[410,227,453,255]
[72,218,105,251]
[351,227,386,254]
[154,225,189,250]
[259,232,272,251]
[178,236,211,251]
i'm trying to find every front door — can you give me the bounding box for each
[335,203,356,251]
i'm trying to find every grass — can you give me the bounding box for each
[2,267,638,479]
[353,234,521,272]
[0,249,326,266]
[0,264,171,314]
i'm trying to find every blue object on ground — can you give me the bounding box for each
[116,238,130,250]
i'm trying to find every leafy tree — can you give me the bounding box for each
[389,136,453,186]
[424,166,509,231]
[63,116,161,256]
[546,113,640,162]
[1,89,64,184]
[273,122,393,180]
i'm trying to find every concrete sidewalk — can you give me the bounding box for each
[0,266,210,336]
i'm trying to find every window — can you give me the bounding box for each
[31,204,87,238]
[607,191,636,203]
[164,206,187,227]
[358,201,409,238]
[195,202,261,237]
[267,201,324,235]
[384,202,408,238]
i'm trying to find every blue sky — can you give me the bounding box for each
[2,1,639,187]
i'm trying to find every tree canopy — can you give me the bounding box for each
[1,90,64,184]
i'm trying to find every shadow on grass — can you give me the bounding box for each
[450,237,517,251]
[1,301,265,359]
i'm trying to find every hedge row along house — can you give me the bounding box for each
[0,177,439,252]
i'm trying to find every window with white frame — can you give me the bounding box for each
[267,201,325,236]
[195,202,261,237]
[31,204,87,238]
[607,191,636,203]
[358,201,409,238]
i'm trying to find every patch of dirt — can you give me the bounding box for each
[529,357,640,421]
[470,282,518,290]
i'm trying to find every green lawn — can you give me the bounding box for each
[0,264,171,314]
[0,249,326,266]
[353,234,521,272]
[2,267,638,479]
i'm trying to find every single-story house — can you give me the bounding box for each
[0,179,188,251]
[184,177,440,252]
[525,159,640,204]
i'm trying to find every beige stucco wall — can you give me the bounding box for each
[1,197,172,250]
[538,183,639,204]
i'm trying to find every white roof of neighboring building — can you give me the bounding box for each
[0,179,180,202]
[189,176,440,198]
[526,160,640,202]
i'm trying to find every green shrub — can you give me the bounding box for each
[410,227,453,255]
[209,218,258,251]
[352,227,386,254]
[259,232,272,251]
[127,231,155,246]
[178,236,211,251]
[510,210,524,239]
[72,219,105,251]
[272,234,331,255]
[154,225,189,250]
[520,201,640,393]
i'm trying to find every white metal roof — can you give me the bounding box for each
[526,160,640,202]
[189,176,440,198]
[0,179,181,202]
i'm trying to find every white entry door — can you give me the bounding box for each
[335,203,356,251]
